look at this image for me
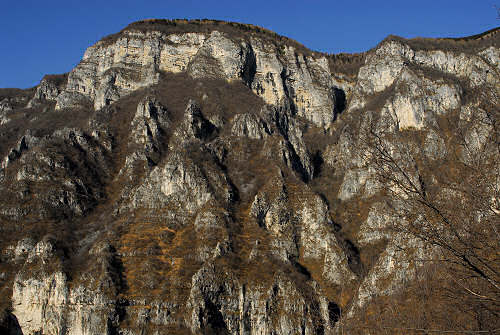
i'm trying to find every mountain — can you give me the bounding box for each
[0,19,499,335]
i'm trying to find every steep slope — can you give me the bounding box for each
[0,20,499,334]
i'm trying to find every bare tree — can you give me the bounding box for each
[358,94,500,330]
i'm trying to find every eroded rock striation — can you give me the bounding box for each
[0,20,499,334]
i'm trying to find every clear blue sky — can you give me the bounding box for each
[2,0,498,89]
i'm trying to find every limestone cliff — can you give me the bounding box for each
[0,20,498,334]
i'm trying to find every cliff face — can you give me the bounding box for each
[0,20,499,334]
[56,26,345,128]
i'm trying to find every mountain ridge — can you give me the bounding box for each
[0,20,499,335]
[6,20,499,93]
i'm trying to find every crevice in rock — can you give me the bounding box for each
[311,150,323,179]
[284,140,310,182]
[110,298,129,335]
[315,323,325,335]
[340,238,364,277]
[280,68,297,115]
[327,301,341,326]
[332,87,346,121]
[292,260,312,279]
[188,102,218,141]
[241,44,257,87]
[332,230,364,277]
[200,299,230,335]
[0,311,23,335]
[273,106,290,138]
[109,245,128,294]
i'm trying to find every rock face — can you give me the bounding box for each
[54,23,346,129]
[0,20,499,334]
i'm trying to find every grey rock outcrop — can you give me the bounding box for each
[52,24,347,130]
[231,113,270,139]
[27,77,64,107]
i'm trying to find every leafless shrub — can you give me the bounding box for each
[355,92,500,331]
